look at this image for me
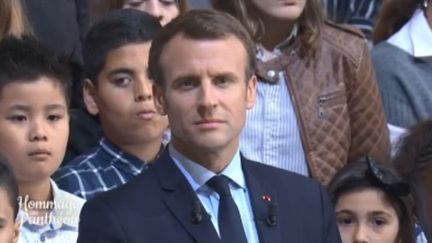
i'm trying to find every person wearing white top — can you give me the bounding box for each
[17,180,85,243]
[372,0,432,154]
[0,35,85,243]
[372,2,432,242]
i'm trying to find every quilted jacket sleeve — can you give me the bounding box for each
[347,41,390,163]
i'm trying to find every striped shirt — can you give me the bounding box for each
[323,0,381,40]
[53,138,159,200]
[240,30,309,177]
[416,224,428,243]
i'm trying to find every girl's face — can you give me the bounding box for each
[249,0,306,23]
[335,188,400,243]
[123,0,179,26]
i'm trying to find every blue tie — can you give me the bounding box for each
[206,175,248,243]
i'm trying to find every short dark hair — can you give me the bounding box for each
[0,36,72,104]
[83,8,162,85]
[0,156,19,219]
[328,159,415,243]
[148,9,257,86]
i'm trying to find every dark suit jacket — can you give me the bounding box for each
[78,149,341,243]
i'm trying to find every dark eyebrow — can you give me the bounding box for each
[7,104,66,112]
[172,72,239,84]
[335,209,354,215]
[370,211,392,217]
[213,73,238,81]
[172,75,201,84]
[0,217,6,224]
[107,68,135,77]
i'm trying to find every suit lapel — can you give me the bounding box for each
[242,157,282,243]
[153,150,221,243]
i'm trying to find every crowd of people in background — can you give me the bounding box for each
[0,0,431,243]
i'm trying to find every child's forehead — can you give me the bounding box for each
[98,43,152,77]
[105,42,151,63]
[0,77,68,109]
[1,76,64,90]
[110,42,152,53]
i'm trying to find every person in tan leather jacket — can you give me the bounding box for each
[212,0,390,185]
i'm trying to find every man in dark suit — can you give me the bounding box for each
[78,10,342,243]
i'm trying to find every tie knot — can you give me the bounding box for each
[206,175,232,197]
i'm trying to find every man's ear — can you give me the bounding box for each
[83,79,100,115]
[153,84,166,116]
[246,75,257,109]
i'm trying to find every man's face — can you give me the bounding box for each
[154,34,256,159]
[85,43,169,148]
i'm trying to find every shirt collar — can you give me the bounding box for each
[387,9,432,57]
[49,180,84,228]
[257,24,299,61]
[168,144,245,192]
[100,137,162,169]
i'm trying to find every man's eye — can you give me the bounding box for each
[177,79,197,90]
[216,78,230,85]
[214,76,235,87]
[182,80,194,86]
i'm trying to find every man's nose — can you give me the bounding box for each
[197,81,218,116]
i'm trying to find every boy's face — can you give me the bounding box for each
[84,43,168,147]
[0,189,19,243]
[0,78,69,183]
